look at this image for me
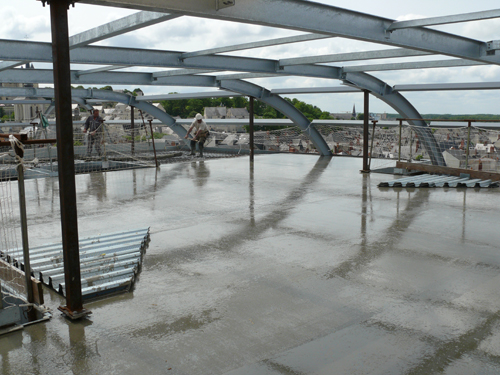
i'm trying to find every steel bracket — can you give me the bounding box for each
[58,305,92,320]
[38,0,77,8]
[216,0,235,11]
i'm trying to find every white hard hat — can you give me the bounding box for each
[195,113,203,120]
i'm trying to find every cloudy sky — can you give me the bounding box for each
[1,0,500,115]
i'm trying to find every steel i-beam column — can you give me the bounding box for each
[49,0,87,318]
[249,96,254,162]
[362,90,370,172]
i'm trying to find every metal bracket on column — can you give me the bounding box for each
[216,0,235,11]
[58,306,92,320]
[38,0,78,8]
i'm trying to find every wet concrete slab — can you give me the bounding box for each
[2,154,500,374]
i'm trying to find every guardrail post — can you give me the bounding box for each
[465,121,472,169]
[361,90,370,172]
[249,96,254,163]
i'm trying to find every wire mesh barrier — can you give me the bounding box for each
[2,119,500,178]
[0,176,35,327]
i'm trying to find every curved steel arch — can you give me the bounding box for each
[0,87,189,137]
[219,79,332,156]
[0,85,333,155]
[342,72,446,166]
[72,89,190,137]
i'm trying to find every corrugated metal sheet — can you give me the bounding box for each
[1,228,150,300]
[378,174,499,188]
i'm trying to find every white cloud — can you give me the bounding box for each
[0,6,50,41]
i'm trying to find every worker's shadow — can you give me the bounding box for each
[191,161,210,187]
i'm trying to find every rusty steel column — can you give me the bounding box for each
[17,162,34,304]
[249,97,254,162]
[362,90,370,172]
[49,0,86,317]
[148,118,159,167]
[131,106,135,155]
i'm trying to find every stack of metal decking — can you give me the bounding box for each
[1,228,150,300]
[378,174,499,188]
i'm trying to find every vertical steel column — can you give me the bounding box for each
[148,118,159,167]
[362,90,370,172]
[249,97,254,163]
[17,163,34,303]
[398,120,402,163]
[368,121,377,170]
[131,106,135,155]
[409,128,413,162]
[50,0,84,315]
[465,121,472,169]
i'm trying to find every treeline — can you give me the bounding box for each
[159,95,333,122]
[69,86,334,122]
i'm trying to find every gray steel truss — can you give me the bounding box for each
[180,33,331,59]
[387,9,500,30]
[0,86,331,155]
[2,1,499,165]
[0,11,179,73]
[80,0,500,65]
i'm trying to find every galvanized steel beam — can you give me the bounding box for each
[181,33,331,59]
[279,48,432,66]
[137,91,240,101]
[0,40,278,72]
[152,69,219,78]
[1,11,179,74]
[79,0,500,65]
[387,9,500,31]
[76,65,127,76]
[343,59,484,73]
[0,40,342,80]
[272,87,360,94]
[394,82,500,91]
[0,61,27,72]
[0,68,219,87]
[69,11,180,48]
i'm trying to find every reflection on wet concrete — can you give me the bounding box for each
[146,156,332,267]
[326,182,430,279]
[129,308,219,340]
[190,161,210,187]
[4,155,500,374]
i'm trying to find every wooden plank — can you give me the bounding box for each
[0,259,44,305]
[396,162,500,182]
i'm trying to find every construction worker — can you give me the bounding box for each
[185,113,209,157]
[83,109,104,157]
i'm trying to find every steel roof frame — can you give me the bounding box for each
[2,1,500,162]
[80,0,500,65]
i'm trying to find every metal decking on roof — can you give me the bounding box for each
[1,228,150,300]
[378,174,499,188]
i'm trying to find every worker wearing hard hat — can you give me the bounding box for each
[185,113,210,157]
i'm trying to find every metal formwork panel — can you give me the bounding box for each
[1,228,150,301]
[379,174,499,188]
